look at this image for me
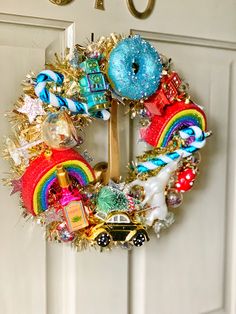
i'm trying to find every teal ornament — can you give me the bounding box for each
[79,59,109,111]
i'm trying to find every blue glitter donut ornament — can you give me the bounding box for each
[107,35,162,100]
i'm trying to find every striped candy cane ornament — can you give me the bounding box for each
[35,70,110,120]
[126,194,136,212]
[137,126,209,173]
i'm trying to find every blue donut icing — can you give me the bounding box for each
[107,35,162,100]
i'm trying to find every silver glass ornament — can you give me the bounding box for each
[188,151,201,165]
[166,188,183,208]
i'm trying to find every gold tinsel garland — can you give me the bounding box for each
[1,33,209,251]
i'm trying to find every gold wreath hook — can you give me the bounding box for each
[126,0,155,19]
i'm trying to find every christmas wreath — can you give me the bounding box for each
[2,33,211,250]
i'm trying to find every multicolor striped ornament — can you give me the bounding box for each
[140,101,207,147]
[21,149,95,215]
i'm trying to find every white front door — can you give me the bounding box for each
[0,2,235,314]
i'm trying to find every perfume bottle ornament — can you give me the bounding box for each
[56,165,89,232]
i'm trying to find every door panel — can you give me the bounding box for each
[130,30,236,314]
[0,7,236,314]
[0,13,131,314]
[0,14,73,314]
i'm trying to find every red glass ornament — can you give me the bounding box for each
[175,168,197,192]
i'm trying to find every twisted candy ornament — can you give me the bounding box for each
[35,70,110,120]
[137,126,208,173]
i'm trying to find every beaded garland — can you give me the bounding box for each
[2,33,211,251]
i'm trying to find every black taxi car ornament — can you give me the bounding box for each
[88,212,149,247]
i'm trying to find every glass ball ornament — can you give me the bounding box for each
[153,212,175,238]
[175,168,197,192]
[166,188,183,208]
[120,242,133,250]
[57,222,75,242]
[41,110,78,150]
[188,151,201,165]
[129,185,145,201]
[186,151,201,167]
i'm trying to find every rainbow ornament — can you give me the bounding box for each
[21,149,95,215]
[140,102,207,147]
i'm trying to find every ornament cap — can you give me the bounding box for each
[56,165,71,188]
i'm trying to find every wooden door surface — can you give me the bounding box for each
[0,1,235,314]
